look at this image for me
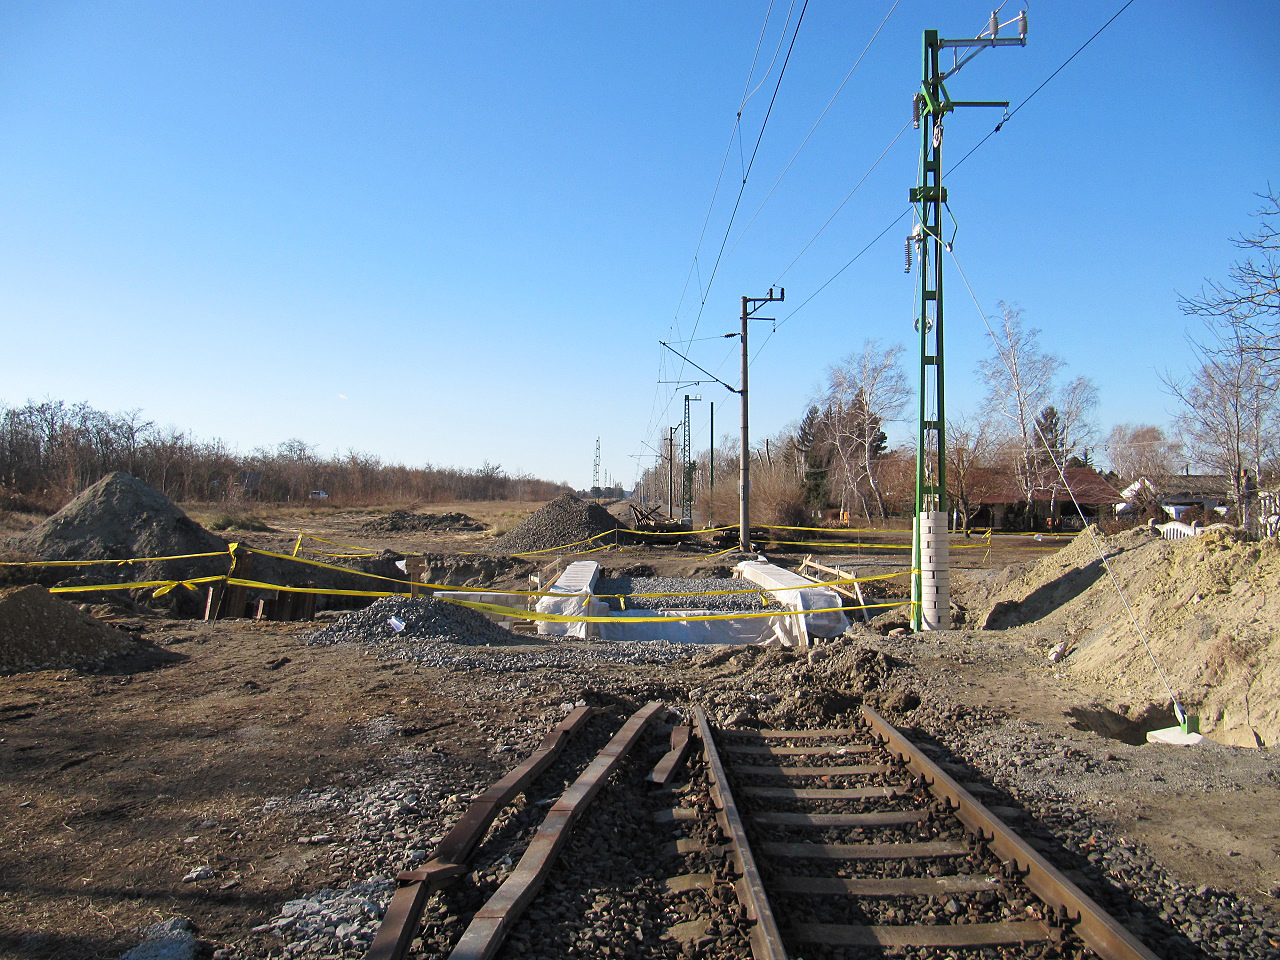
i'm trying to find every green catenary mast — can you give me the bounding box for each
[910,12,1027,630]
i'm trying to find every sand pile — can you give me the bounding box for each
[0,585,139,673]
[489,494,624,555]
[967,526,1280,747]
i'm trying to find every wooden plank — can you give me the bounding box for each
[368,706,595,960]
[760,840,967,860]
[774,874,1001,897]
[652,807,698,823]
[722,744,875,756]
[728,727,861,739]
[752,810,928,828]
[792,920,1052,947]
[742,785,902,801]
[647,724,692,786]
[733,763,890,776]
[665,873,715,894]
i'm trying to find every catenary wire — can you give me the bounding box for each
[728,0,903,258]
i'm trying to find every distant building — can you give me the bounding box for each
[967,467,1123,531]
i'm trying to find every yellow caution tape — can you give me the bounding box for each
[0,551,228,568]
[49,575,226,597]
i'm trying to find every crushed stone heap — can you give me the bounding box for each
[308,595,516,648]
[488,493,623,555]
[0,585,138,673]
[967,525,1280,748]
[7,471,226,563]
[359,511,487,534]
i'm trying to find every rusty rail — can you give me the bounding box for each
[447,701,667,960]
[861,705,1161,960]
[366,705,595,960]
[694,707,789,960]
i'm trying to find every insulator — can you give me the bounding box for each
[904,237,913,273]
[989,10,999,37]
[911,93,921,129]
[1018,10,1028,39]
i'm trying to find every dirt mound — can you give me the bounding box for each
[966,526,1280,747]
[489,493,623,555]
[2,473,229,614]
[0,585,139,673]
[7,472,226,563]
[359,511,487,534]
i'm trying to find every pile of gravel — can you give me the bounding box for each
[0,585,141,674]
[6,472,226,564]
[359,511,487,534]
[307,596,692,672]
[489,494,624,555]
[594,575,775,612]
[308,596,517,648]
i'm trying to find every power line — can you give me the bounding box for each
[728,0,903,258]
[647,1,811,456]
[678,0,811,351]
[950,0,1140,176]
[752,0,1142,352]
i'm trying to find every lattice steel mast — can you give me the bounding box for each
[910,12,1027,630]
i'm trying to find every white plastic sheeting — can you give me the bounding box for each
[598,610,772,645]
[733,560,850,639]
[535,561,602,638]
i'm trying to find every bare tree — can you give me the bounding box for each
[821,340,909,522]
[1105,424,1182,484]
[946,412,1000,532]
[977,304,1097,527]
[1164,331,1280,499]
[1180,187,1280,350]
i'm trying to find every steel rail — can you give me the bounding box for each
[861,704,1161,960]
[447,701,667,960]
[693,706,789,960]
[366,705,595,960]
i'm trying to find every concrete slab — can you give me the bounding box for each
[1146,726,1207,746]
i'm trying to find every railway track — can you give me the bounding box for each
[367,701,1161,960]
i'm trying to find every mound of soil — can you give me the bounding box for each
[8,472,226,563]
[963,525,1280,747]
[359,511,487,534]
[489,493,624,555]
[0,585,139,673]
[2,473,230,614]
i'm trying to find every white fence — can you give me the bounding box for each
[1150,519,1233,540]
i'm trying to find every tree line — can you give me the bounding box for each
[0,400,570,511]
[639,189,1279,530]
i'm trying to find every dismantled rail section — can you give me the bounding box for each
[366,705,598,960]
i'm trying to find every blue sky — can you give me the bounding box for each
[0,2,1275,488]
